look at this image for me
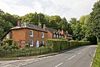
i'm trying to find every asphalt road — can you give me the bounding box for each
[21,45,96,67]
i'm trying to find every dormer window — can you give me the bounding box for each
[29,30,33,37]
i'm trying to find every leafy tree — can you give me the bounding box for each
[70,18,82,40]
[0,9,19,40]
[21,13,37,24]
[88,1,100,43]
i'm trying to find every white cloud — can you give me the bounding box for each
[0,0,96,20]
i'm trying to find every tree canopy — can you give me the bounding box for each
[88,0,100,42]
[0,10,19,38]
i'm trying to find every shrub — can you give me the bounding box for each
[47,39,90,52]
[0,46,51,57]
[47,39,68,52]
[1,39,19,50]
[0,39,90,58]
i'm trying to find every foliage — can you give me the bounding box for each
[1,39,19,50]
[0,39,90,58]
[0,46,50,57]
[70,18,82,40]
[0,0,99,45]
[0,10,19,39]
[47,39,90,52]
[92,44,100,67]
[69,14,98,44]
[88,1,100,43]
[21,13,71,33]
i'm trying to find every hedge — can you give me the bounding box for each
[47,39,90,52]
[0,39,90,57]
[0,46,51,57]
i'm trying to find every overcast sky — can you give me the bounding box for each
[0,0,96,20]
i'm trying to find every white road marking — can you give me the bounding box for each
[55,63,63,67]
[68,55,76,60]
[78,52,81,55]
[90,48,97,67]
[65,57,68,59]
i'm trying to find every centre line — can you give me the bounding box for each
[78,52,81,55]
[68,55,76,60]
[55,63,63,67]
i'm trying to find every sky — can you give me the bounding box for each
[0,0,97,20]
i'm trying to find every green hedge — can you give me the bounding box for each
[0,39,90,57]
[47,39,90,52]
[1,39,19,50]
[0,47,50,57]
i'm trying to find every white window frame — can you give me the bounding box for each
[57,34,58,38]
[42,41,44,45]
[53,34,56,38]
[29,30,34,37]
[30,40,34,47]
[42,32,44,38]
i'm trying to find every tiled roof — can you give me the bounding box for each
[11,24,47,32]
[46,28,57,33]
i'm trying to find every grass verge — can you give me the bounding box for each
[92,44,100,67]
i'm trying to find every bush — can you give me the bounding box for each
[0,46,51,57]
[47,39,90,52]
[1,39,19,50]
[0,39,90,58]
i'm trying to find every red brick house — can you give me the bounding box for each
[46,28,72,40]
[6,23,47,48]
[4,22,72,48]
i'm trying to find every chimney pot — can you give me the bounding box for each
[17,19,21,27]
[43,24,46,30]
[38,23,42,28]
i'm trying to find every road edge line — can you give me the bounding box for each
[90,45,97,67]
[55,62,63,67]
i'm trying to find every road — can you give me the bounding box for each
[21,45,96,67]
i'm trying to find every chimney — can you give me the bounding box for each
[58,29,60,33]
[38,22,42,28]
[17,19,21,27]
[61,29,64,35]
[43,24,46,30]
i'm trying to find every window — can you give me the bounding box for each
[57,34,58,38]
[36,40,39,47]
[42,41,44,45]
[53,34,56,38]
[40,41,44,46]
[29,40,34,47]
[29,30,33,37]
[59,35,61,38]
[42,32,44,38]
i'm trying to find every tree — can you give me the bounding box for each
[70,18,82,40]
[0,9,19,40]
[79,15,91,40]
[88,1,100,43]
[58,17,72,34]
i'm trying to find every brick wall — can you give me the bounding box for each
[47,31,53,39]
[11,28,47,48]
